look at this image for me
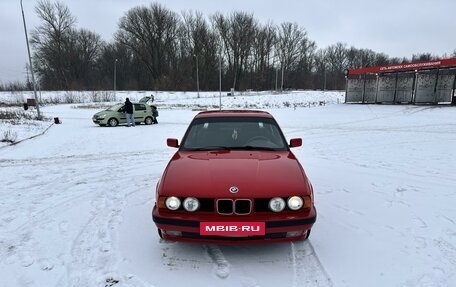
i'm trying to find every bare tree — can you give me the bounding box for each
[412,53,438,62]
[346,47,380,68]
[212,11,257,90]
[116,3,180,88]
[323,43,348,89]
[297,37,316,73]
[374,53,390,66]
[31,0,104,90]
[31,2,447,91]
[179,10,219,90]
[250,22,276,89]
[275,22,313,89]
[294,33,317,89]
[66,28,103,88]
[31,0,76,89]
[276,23,304,71]
[314,49,328,90]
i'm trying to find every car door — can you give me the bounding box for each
[117,105,127,123]
[133,103,148,122]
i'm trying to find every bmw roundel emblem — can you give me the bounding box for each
[229,186,239,193]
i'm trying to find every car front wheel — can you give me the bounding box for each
[107,118,118,127]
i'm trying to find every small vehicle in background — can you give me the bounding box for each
[92,96,158,127]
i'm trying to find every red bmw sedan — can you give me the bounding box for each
[152,110,316,243]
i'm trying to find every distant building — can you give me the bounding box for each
[345,58,456,105]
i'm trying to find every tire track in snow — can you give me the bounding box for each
[0,148,170,168]
[290,241,334,287]
[63,180,125,287]
[205,244,230,279]
[0,159,110,287]
[0,149,158,287]
[198,241,333,287]
[58,159,158,287]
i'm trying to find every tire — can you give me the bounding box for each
[144,116,153,125]
[304,229,311,240]
[107,118,118,127]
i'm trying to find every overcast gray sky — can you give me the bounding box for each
[1,0,455,83]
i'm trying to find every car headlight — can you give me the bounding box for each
[287,196,303,210]
[98,113,107,119]
[165,196,181,210]
[183,197,200,212]
[269,197,286,212]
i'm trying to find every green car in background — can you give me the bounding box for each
[92,96,158,127]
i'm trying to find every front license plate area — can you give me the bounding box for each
[200,222,265,236]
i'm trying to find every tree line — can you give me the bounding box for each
[3,0,456,92]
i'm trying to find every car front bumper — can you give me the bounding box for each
[92,117,106,125]
[152,207,317,244]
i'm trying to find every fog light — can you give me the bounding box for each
[286,231,304,238]
[165,230,182,237]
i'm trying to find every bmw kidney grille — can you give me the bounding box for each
[216,199,251,215]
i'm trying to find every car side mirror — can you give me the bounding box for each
[167,138,179,148]
[289,138,302,148]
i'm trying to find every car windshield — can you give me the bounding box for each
[107,104,123,112]
[181,117,288,151]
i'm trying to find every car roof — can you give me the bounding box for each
[194,110,274,119]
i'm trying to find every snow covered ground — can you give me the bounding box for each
[1,91,455,287]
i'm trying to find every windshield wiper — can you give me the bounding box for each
[230,146,277,151]
[187,146,230,151]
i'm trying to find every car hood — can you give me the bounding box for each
[93,110,107,116]
[93,107,117,116]
[159,150,311,198]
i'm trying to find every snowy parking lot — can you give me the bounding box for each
[1,91,456,287]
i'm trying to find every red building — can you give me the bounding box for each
[345,58,456,104]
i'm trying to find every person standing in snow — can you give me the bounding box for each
[124,98,135,127]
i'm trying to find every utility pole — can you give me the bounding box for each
[324,69,327,91]
[281,65,284,93]
[194,54,200,98]
[114,59,118,99]
[275,68,278,92]
[219,51,222,110]
[21,0,41,119]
